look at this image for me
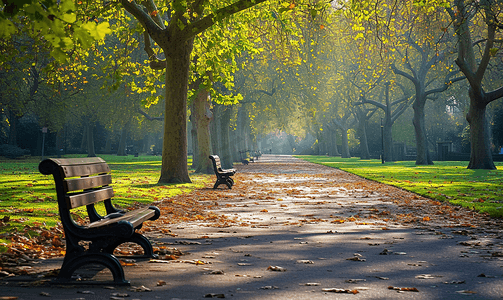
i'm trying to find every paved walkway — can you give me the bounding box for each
[2,155,503,299]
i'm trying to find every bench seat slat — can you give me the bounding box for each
[67,186,114,209]
[65,174,112,192]
[85,207,156,229]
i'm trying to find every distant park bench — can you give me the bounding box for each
[209,155,236,189]
[252,150,262,160]
[38,157,160,285]
[239,149,261,163]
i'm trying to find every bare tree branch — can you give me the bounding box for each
[137,108,164,121]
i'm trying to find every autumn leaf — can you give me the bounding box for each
[120,260,137,266]
[331,219,345,223]
[388,286,419,292]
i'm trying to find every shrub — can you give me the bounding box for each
[0,144,30,159]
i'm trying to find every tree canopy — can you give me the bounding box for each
[2,0,502,173]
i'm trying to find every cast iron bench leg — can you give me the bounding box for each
[57,253,129,285]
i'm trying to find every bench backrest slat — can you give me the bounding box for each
[40,157,111,178]
[67,186,114,209]
[65,174,112,192]
[209,155,222,172]
[61,163,110,178]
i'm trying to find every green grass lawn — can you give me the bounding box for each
[297,155,503,218]
[0,154,211,242]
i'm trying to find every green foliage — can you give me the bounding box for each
[0,0,112,62]
[298,155,503,217]
[0,144,30,159]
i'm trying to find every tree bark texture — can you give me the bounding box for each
[236,105,250,154]
[87,122,96,157]
[340,127,351,158]
[105,135,112,153]
[218,105,233,169]
[210,106,220,158]
[55,129,64,157]
[383,84,393,161]
[80,125,87,152]
[159,38,193,183]
[413,95,433,165]
[117,122,129,156]
[190,115,198,169]
[466,91,496,169]
[357,118,370,159]
[192,89,213,174]
[328,129,340,156]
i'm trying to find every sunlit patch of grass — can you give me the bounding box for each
[0,154,210,236]
[297,155,503,217]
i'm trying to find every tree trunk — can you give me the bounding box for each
[230,124,239,163]
[219,105,233,169]
[328,128,340,156]
[319,130,326,155]
[159,38,194,184]
[193,89,213,174]
[383,84,393,162]
[80,125,87,152]
[210,106,220,157]
[105,134,112,153]
[413,95,433,165]
[56,129,64,157]
[340,127,351,158]
[142,134,150,153]
[190,111,198,169]
[117,122,129,156]
[466,91,496,169]
[316,130,323,155]
[87,122,96,157]
[237,104,248,154]
[357,119,370,159]
[7,109,18,146]
[383,122,393,162]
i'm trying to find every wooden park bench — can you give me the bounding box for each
[38,157,160,285]
[209,155,236,189]
[252,150,262,161]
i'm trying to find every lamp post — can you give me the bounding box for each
[380,118,384,164]
[41,126,47,161]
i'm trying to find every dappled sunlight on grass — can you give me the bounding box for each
[0,155,210,234]
[297,155,503,217]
